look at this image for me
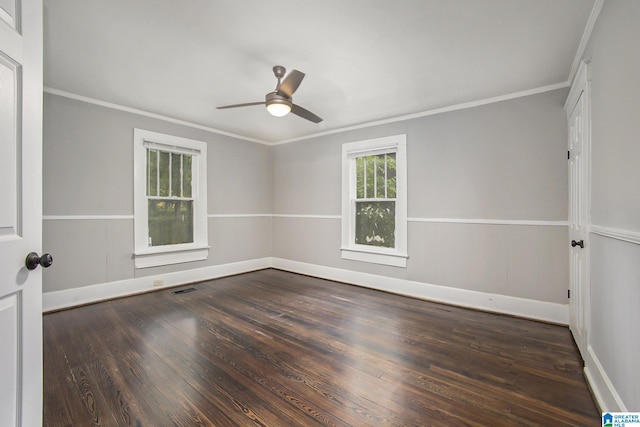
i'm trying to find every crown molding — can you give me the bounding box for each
[274,82,570,145]
[46,81,570,147]
[44,87,270,145]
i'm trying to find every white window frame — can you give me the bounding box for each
[133,128,208,268]
[341,134,408,267]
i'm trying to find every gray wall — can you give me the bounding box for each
[581,0,640,410]
[43,87,569,306]
[272,89,569,304]
[43,93,272,292]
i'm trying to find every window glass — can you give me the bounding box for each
[354,153,397,248]
[146,149,194,247]
[386,153,396,198]
[356,157,364,199]
[355,201,395,248]
[158,151,170,197]
[183,155,192,198]
[171,153,182,197]
[147,149,158,197]
[148,200,194,246]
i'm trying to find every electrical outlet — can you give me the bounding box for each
[153,279,164,287]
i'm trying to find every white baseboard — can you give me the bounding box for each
[42,257,271,312]
[584,345,627,412]
[44,256,569,324]
[270,258,569,325]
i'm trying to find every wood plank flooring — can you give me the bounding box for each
[43,269,599,426]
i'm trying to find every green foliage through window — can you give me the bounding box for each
[146,148,194,246]
[354,153,396,248]
[355,201,395,248]
[148,200,194,246]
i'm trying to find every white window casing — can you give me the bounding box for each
[133,128,209,268]
[341,134,408,267]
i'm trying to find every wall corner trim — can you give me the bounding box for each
[567,0,604,83]
[270,258,569,325]
[585,345,628,412]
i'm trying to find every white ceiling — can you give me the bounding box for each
[43,0,596,144]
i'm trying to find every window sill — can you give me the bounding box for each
[340,246,408,268]
[134,244,209,269]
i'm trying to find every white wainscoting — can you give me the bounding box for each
[44,215,569,322]
[585,225,640,412]
[585,345,628,412]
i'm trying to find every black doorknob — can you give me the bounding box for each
[571,240,584,249]
[25,252,53,270]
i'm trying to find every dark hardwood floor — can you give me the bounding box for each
[44,269,599,426]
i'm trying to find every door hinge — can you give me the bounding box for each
[568,289,571,299]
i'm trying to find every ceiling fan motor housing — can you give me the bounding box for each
[265,91,292,108]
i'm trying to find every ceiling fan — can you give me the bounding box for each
[217,65,323,123]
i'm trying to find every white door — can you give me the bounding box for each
[0,0,44,425]
[568,85,589,360]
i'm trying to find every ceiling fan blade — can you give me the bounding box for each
[291,104,323,123]
[216,101,264,109]
[277,69,305,98]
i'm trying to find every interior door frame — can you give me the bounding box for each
[564,60,592,360]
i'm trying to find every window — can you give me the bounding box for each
[341,134,407,267]
[134,129,208,268]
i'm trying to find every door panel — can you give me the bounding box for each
[0,0,18,30]
[568,88,589,360]
[0,52,20,238]
[0,294,19,427]
[0,0,43,424]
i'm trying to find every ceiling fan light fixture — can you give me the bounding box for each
[265,92,292,117]
[266,101,291,117]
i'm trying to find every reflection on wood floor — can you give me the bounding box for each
[44,269,599,426]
